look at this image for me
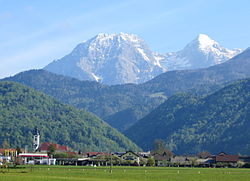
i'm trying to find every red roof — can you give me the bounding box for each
[40,142,69,152]
[215,155,239,162]
[66,151,77,155]
[85,152,110,157]
[19,154,48,158]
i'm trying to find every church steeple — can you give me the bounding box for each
[33,129,40,152]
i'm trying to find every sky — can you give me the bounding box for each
[0,0,250,78]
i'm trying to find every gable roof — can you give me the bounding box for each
[171,156,188,162]
[217,152,227,156]
[215,155,239,162]
[40,142,69,152]
[239,156,250,162]
[121,151,140,157]
[85,152,110,157]
[154,154,170,161]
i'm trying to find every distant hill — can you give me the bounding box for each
[125,78,250,155]
[0,81,140,152]
[3,70,165,132]
[3,48,250,132]
[140,47,250,95]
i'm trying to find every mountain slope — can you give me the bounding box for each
[44,33,240,85]
[125,78,250,154]
[3,70,165,132]
[141,47,250,95]
[44,33,164,85]
[3,48,250,132]
[0,81,140,152]
[160,34,241,70]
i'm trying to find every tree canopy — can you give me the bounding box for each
[125,79,250,155]
[0,81,140,152]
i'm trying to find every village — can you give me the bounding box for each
[1,132,250,168]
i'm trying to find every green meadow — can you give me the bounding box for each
[1,166,250,181]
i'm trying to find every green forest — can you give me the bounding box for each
[4,48,250,133]
[4,70,165,132]
[0,81,139,152]
[1,48,250,154]
[125,79,250,154]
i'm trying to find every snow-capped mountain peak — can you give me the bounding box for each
[197,34,216,46]
[159,34,242,70]
[186,34,218,50]
[44,33,242,85]
[119,32,140,43]
[90,32,141,44]
[44,33,164,85]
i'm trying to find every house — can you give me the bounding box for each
[138,151,151,158]
[170,156,190,166]
[239,156,250,163]
[121,151,140,165]
[196,158,214,167]
[214,152,239,167]
[113,152,126,157]
[84,152,110,158]
[18,153,56,165]
[152,150,173,166]
[82,152,114,166]
[39,142,69,153]
[0,149,17,162]
[239,156,250,168]
[154,154,170,166]
[0,149,17,156]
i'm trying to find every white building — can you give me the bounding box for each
[18,153,56,165]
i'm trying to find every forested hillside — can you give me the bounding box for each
[140,47,250,94]
[125,79,250,155]
[0,81,139,152]
[3,48,250,132]
[3,70,165,132]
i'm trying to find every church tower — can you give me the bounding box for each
[33,130,40,152]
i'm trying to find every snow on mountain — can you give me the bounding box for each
[44,32,165,85]
[44,33,241,85]
[159,34,242,70]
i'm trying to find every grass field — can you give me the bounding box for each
[1,166,250,181]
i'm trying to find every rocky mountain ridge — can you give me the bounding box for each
[44,33,241,85]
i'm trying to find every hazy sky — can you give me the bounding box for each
[0,0,250,78]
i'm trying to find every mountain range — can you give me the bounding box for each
[2,32,250,154]
[4,47,250,133]
[160,34,241,70]
[44,33,241,85]
[44,33,164,85]
[125,78,250,155]
[3,69,165,132]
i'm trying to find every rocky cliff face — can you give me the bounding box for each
[44,33,241,85]
[44,33,164,85]
[160,34,241,70]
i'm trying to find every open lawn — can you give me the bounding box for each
[1,166,250,181]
